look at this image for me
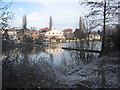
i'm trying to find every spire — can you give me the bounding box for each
[22,14,27,33]
[79,16,85,33]
[49,16,53,30]
[79,16,82,31]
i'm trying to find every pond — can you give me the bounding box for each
[2,41,101,88]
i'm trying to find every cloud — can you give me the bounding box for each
[10,1,89,30]
[3,0,120,3]
[36,2,88,30]
[10,16,22,27]
[19,7,24,12]
[27,12,40,22]
[27,12,43,28]
[4,0,79,3]
[26,5,82,30]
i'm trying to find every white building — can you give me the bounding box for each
[45,44,64,54]
[87,33,101,41]
[45,48,64,55]
[7,30,19,42]
[45,29,65,39]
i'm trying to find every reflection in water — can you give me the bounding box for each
[45,43,64,55]
[2,42,100,88]
[45,48,64,55]
[2,48,59,88]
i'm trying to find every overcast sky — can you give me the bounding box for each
[2,0,91,30]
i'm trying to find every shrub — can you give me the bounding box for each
[105,24,120,50]
[34,36,44,44]
[22,35,33,44]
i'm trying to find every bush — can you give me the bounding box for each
[22,35,33,44]
[113,24,120,50]
[2,39,15,52]
[105,24,120,50]
[34,36,44,44]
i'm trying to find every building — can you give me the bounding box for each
[87,32,101,41]
[39,27,50,38]
[6,29,19,41]
[25,30,40,39]
[44,29,65,42]
[39,27,50,32]
[63,28,72,33]
[45,29,65,39]
[63,28,74,40]
[15,27,30,41]
[45,44,64,54]
[45,47,64,55]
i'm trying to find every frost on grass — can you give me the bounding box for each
[2,53,60,88]
[2,49,120,88]
[58,52,120,88]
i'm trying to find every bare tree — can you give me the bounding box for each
[79,1,119,88]
[0,1,14,39]
[80,0,119,53]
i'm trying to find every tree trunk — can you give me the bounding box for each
[101,1,106,88]
[101,0,106,55]
[0,30,2,55]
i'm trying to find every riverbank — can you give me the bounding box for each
[57,51,119,88]
[2,41,119,88]
[2,40,23,52]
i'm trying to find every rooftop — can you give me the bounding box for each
[26,30,39,34]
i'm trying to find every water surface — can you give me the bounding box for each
[2,42,101,88]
